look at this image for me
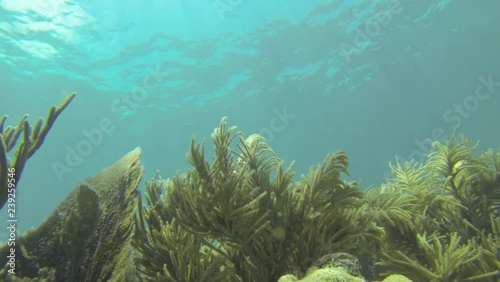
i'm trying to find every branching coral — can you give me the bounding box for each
[133,175,238,282]
[368,135,500,281]
[2,113,498,281]
[133,117,384,281]
[0,93,76,210]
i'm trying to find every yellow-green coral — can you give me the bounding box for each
[382,274,412,282]
[1,114,498,281]
[282,267,365,282]
[0,93,76,210]
[369,135,500,281]
[134,117,384,281]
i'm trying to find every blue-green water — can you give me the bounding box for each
[0,0,499,237]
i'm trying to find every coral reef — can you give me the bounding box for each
[0,147,143,281]
[278,252,367,281]
[0,93,75,210]
[133,118,384,281]
[365,134,500,281]
[1,117,498,282]
[133,121,499,281]
[313,253,364,278]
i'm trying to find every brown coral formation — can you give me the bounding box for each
[0,147,143,281]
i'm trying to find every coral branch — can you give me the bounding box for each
[0,93,76,210]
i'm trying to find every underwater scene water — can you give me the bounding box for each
[0,0,499,281]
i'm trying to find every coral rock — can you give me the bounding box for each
[0,147,143,281]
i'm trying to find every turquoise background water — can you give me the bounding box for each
[0,0,499,235]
